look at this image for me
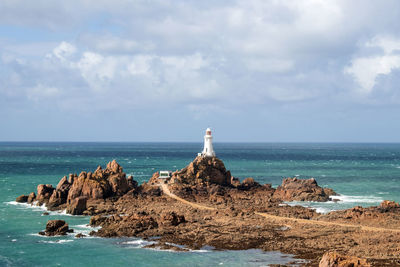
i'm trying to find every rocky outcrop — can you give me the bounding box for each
[319,251,370,267]
[170,156,231,186]
[27,192,36,203]
[66,196,87,215]
[319,200,400,229]
[159,211,185,226]
[95,212,159,237]
[39,220,72,236]
[48,176,71,208]
[273,177,336,202]
[30,160,137,210]
[67,161,132,203]
[237,177,260,190]
[36,184,55,204]
[379,200,400,209]
[15,195,28,203]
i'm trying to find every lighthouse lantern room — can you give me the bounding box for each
[200,128,216,157]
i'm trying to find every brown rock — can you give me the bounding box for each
[27,192,36,203]
[170,156,231,186]
[75,233,86,238]
[239,177,260,189]
[39,220,70,236]
[66,196,87,215]
[127,175,138,189]
[36,184,55,203]
[147,172,160,185]
[379,200,400,209]
[56,176,69,190]
[273,177,336,202]
[319,251,370,267]
[15,195,28,203]
[106,160,123,174]
[159,211,185,226]
[108,173,129,196]
[231,177,240,187]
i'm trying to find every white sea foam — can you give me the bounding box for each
[120,239,155,248]
[5,201,72,216]
[70,224,100,237]
[38,240,74,244]
[329,194,383,204]
[314,207,335,214]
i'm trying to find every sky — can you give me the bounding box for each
[1,0,400,142]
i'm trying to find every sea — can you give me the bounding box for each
[1,142,400,266]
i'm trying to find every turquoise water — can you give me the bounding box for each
[1,142,400,266]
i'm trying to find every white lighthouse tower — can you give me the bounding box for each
[201,128,216,157]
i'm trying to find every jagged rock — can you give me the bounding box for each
[159,211,185,226]
[66,196,87,215]
[68,174,76,184]
[39,220,71,236]
[95,213,158,237]
[36,184,55,204]
[238,177,260,190]
[319,251,370,267]
[27,192,36,203]
[147,172,160,185]
[140,183,162,196]
[106,160,123,174]
[230,177,241,187]
[48,178,71,208]
[127,175,138,189]
[273,177,336,202]
[379,200,400,209]
[170,156,231,186]
[75,233,86,238]
[109,173,129,196]
[66,160,132,203]
[90,215,107,226]
[15,195,28,203]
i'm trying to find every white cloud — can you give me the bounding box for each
[345,36,400,94]
[51,42,76,61]
[2,1,400,112]
[127,55,153,76]
[27,84,60,101]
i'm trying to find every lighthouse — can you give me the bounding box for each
[201,128,216,157]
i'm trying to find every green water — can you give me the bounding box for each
[1,142,400,266]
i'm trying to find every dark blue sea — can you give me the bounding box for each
[1,142,400,266]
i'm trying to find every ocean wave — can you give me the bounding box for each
[5,201,72,216]
[314,207,335,214]
[70,224,100,237]
[38,240,74,244]
[329,194,383,204]
[120,239,156,248]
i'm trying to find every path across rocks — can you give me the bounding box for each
[160,183,400,233]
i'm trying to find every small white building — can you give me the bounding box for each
[200,128,216,157]
[159,170,172,180]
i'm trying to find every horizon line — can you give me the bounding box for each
[1,141,400,144]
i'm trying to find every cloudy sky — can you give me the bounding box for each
[1,0,400,142]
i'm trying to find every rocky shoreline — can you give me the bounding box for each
[16,156,400,266]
